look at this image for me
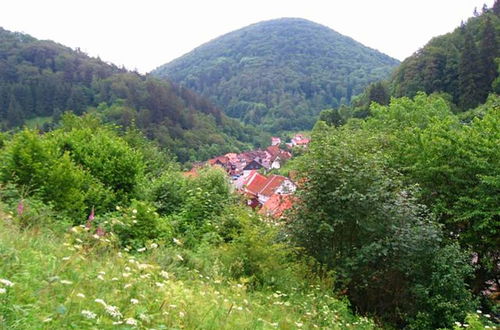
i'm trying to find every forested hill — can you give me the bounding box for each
[391,4,500,110]
[151,18,399,131]
[0,27,265,162]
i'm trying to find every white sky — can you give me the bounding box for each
[0,0,494,73]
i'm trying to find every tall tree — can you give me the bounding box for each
[478,16,499,101]
[6,95,23,128]
[459,30,481,109]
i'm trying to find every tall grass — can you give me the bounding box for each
[0,210,374,329]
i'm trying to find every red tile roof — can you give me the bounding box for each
[259,194,294,218]
[245,172,268,195]
[259,175,287,197]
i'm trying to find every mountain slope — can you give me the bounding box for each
[0,27,264,162]
[390,7,500,110]
[152,18,399,131]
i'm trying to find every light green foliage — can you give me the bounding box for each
[368,94,500,289]
[292,93,486,327]
[110,200,172,249]
[0,205,374,329]
[148,171,187,216]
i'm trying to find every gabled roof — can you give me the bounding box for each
[244,172,268,195]
[259,175,288,197]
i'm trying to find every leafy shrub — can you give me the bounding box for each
[110,200,172,249]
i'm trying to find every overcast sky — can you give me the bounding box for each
[0,0,494,73]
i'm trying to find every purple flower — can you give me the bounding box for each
[96,226,105,237]
[86,207,95,229]
[17,200,24,216]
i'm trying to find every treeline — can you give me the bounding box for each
[290,93,499,328]
[391,3,500,109]
[0,27,266,162]
[320,3,500,124]
[152,18,399,132]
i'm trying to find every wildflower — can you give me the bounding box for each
[60,280,73,285]
[86,207,95,228]
[76,293,86,298]
[81,310,97,319]
[150,243,158,249]
[173,238,182,246]
[0,279,14,287]
[97,274,105,280]
[125,318,138,325]
[95,298,107,306]
[123,272,131,278]
[111,277,118,281]
[116,206,121,211]
[96,226,105,237]
[160,270,169,279]
[130,298,139,304]
[17,200,24,216]
[295,322,303,327]
[0,288,6,294]
[139,313,149,321]
[484,314,491,318]
[155,282,165,287]
[137,247,146,252]
[112,321,123,325]
[42,317,52,323]
[92,234,100,239]
[179,311,185,318]
[176,254,184,261]
[132,209,137,214]
[105,305,122,319]
[62,256,70,261]
[477,310,482,314]
[124,283,132,289]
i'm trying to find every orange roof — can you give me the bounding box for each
[245,172,268,195]
[266,145,280,157]
[182,168,199,178]
[259,175,287,197]
[259,194,294,218]
[295,139,310,145]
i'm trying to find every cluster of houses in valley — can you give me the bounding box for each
[188,134,310,219]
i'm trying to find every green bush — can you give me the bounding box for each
[110,200,172,249]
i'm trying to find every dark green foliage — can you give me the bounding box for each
[0,27,264,162]
[152,18,399,131]
[391,7,500,110]
[459,30,481,109]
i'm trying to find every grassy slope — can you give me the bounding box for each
[0,209,374,329]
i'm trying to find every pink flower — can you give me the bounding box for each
[17,200,24,216]
[86,207,95,229]
[96,226,105,237]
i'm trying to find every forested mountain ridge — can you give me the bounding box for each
[0,27,265,162]
[390,5,500,109]
[152,18,399,131]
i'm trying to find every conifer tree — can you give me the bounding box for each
[6,95,23,128]
[459,30,481,109]
[478,16,498,101]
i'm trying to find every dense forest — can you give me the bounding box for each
[319,5,500,126]
[391,4,500,109]
[152,18,399,131]
[0,27,266,162]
